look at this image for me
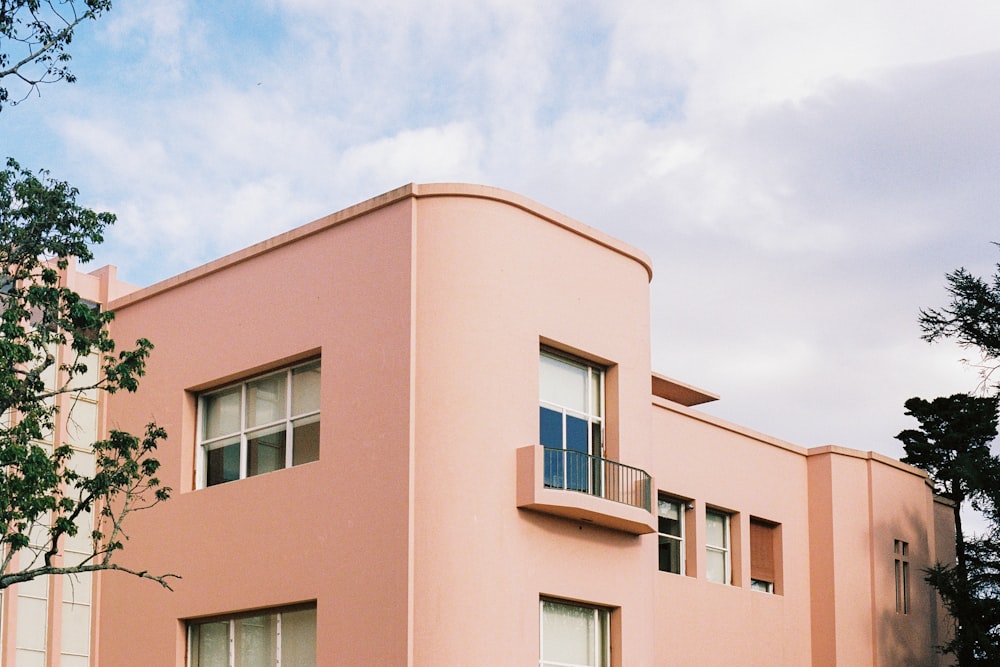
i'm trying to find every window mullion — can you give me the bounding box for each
[276,610,283,667]
[239,385,248,480]
[285,369,294,470]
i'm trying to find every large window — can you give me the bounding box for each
[705,509,731,585]
[539,351,604,493]
[199,360,320,487]
[540,599,609,667]
[657,496,685,574]
[188,604,316,666]
[750,518,778,593]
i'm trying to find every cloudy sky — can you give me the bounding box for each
[4,0,1000,462]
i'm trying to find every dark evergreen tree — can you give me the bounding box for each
[897,394,1000,665]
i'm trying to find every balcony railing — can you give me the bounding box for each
[542,447,651,512]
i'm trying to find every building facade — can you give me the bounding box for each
[3,184,953,665]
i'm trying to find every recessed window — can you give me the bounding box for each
[539,350,604,493]
[540,599,609,667]
[750,518,778,593]
[657,495,685,574]
[198,360,320,487]
[894,539,910,614]
[705,509,731,585]
[188,604,316,666]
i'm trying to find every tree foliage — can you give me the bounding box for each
[0,158,175,589]
[897,393,1000,666]
[0,0,111,110]
[906,248,1000,665]
[920,248,1000,387]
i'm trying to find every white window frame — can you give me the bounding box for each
[705,509,731,585]
[539,599,610,667]
[187,605,315,667]
[657,495,685,575]
[539,350,606,498]
[196,359,320,488]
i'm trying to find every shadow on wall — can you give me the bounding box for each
[875,505,954,667]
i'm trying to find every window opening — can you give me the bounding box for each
[198,360,320,488]
[539,599,609,667]
[539,350,604,495]
[658,496,685,574]
[750,518,777,593]
[894,539,910,614]
[705,509,731,585]
[188,604,316,666]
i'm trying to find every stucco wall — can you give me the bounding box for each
[98,200,415,666]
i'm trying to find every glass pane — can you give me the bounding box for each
[191,621,229,667]
[292,362,321,415]
[204,387,241,439]
[543,444,564,489]
[14,651,45,667]
[61,601,91,655]
[247,373,287,427]
[590,369,602,418]
[565,415,589,453]
[248,425,287,477]
[65,399,97,447]
[16,596,48,650]
[658,536,682,574]
[658,499,681,537]
[706,549,727,584]
[235,614,275,667]
[540,407,563,449]
[706,512,727,548]
[292,415,320,465]
[281,607,317,667]
[540,354,587,413]
[541,601,595,665]
[206,438,241,486]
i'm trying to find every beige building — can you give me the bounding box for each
[2,184,954,665]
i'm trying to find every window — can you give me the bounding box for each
[539,351,604,493]
[540,599,609,667]
[750,518,777,593]
[705,509,731,585]
[894,539,910,614]
[657,496,685,574]
[199,360,320,487]
[188,604,316,666]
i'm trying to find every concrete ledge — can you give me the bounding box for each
[516,445,656,535]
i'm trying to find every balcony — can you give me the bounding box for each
[516,446,656,535]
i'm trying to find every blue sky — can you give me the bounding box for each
[4,0,1000,473]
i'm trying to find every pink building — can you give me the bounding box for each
[3,184,953,665]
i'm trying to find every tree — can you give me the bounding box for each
[896,393,1000,666]
[0,1,175,591]
[920,247,1000,388]
[0,0,111,110]
[907,249,1000,665]
[0,158,176,590]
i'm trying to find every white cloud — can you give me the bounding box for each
[7,0,1000,461]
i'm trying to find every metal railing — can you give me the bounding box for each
[541,447,651,512]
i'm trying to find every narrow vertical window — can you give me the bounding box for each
[750,518,777,593]
[657,496,685,574]
[705,509,731,585]
[540,599,609,667]
[539,351,604,495]
[894,539,910,614]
